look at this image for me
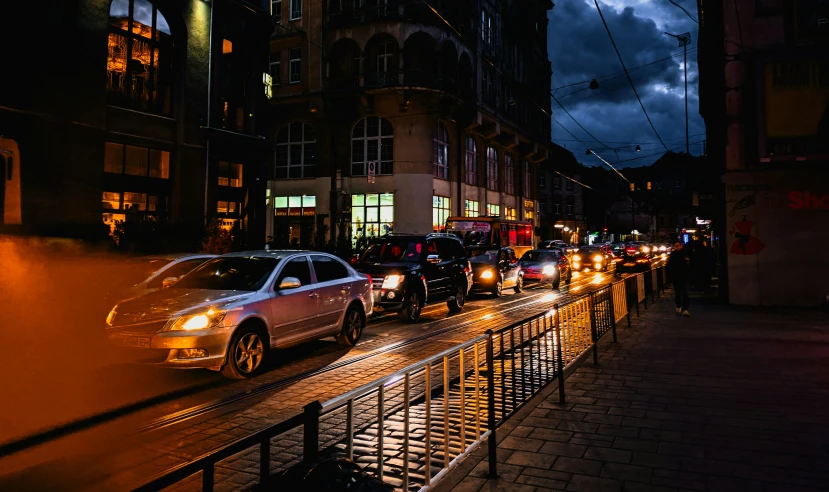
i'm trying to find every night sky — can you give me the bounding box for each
[548,0,704,168]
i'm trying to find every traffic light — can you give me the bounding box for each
[647,181,652,190]
[603,227,608,232]
[629,183,635,191]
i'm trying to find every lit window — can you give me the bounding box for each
[464,200,479,218]
[433,196,450,232]
[481,10,493,47]
[486,204,500,217]
[217,201,241,214]
[271,0,282,23]
[106,0,173,115]
[276,122,316,179]
[269,53,281,86]
[289,48,301,84]
[506,207,517,220]
[352,193,394,246]
[505,154,515,195]
[218,162,243,187]
[433,121,449,180]
[102,192,121,210]
[352,116,394,175]
[465,136,477,185]
[290,0,301,20]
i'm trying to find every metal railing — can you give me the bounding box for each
[134,266,667,492]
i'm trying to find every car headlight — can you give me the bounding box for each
[573,255,581,262]
[106,306,117,326]
[542,265,556,275]
[481,270,494,279]
[381,275,403,289]
[593,255,602,263]
[169,309,227,331]
[642,247,650,253]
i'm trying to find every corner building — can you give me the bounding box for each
[265,0,553,248]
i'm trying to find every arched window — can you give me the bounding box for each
[276,123,316,179]
[433,121,450,179]
[486,146,498,191]
[464,136,477,185]
[505,154,515,195]
[107,0,173,115]
[352,116,393,176]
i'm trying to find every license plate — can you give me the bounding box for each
[524,274,541,279]
[115,336,151,348]
[624,263,635,267]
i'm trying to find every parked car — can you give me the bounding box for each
[118,254,217,301]
[614,245,652,274]
[352,233,473,323]
[468,247,523,297]
[571,245,609,272]
[518,249,571,289]
[105,251,373,379]
[538,239,566,250]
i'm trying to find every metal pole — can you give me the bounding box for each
[485,331,498,479]
[684,39,689,155]
[608,287,618,343]
[553,304,566,404]
[589,295,599,366]
[302,401,322,464]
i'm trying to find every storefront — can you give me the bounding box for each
[351,192,394,248]
[272,195,316,248]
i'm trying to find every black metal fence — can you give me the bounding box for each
[134,267,667,492]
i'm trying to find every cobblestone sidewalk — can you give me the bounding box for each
[434,296,829,492]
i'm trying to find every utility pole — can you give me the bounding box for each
[665,32,691,154]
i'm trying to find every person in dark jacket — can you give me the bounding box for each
[667,241,691,316]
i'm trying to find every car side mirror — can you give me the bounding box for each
[427,254,441,264]
[279,277,302,289]
[162,276,179,288]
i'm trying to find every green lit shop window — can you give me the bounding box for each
[352,193,393,247]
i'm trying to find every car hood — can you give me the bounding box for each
[110,289,255,326]
[353,263,419,277]
[518,260,552,269]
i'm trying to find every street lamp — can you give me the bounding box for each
[664,31,691,154]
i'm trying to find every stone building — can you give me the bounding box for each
[538,143,586,245]
[264,0,553,248]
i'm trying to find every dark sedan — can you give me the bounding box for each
[614,245,652,274]
[468,247,523,297]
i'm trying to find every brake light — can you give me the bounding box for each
[625,248,636,254]
[636,258,648,263]
[612,257,623,262]
[365,274,372,286]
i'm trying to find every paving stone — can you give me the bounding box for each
[553,456,604,475]
[612,438,659,453]
[566,473,623,492]
[599,462,653,483]
[499,436,544,452]
[583,446,632,464]
[515,472,568,489]
[539,441,589,458]
[505,450,556,470]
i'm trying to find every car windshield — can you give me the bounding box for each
[123,258,173,285]
[520,251,556,262]
[171,257,281,291]
[469,249,499,264]
[361,238,423,263]
[579,248,600,254]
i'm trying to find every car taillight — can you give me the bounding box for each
[612,257,623,262]
[365,274,372,286]
[625,248,636,254]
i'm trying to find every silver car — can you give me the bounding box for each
[105,251,373,379]
[119,254,217,300]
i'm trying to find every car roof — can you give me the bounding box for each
[220,250,314,259]
[130,253,217,262]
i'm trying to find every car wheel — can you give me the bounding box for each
[513,275,524,293]
[566,273,572,285]
[221,324,268,379]
[493,279,503,297]
[552,278,561,290]
[447,283,466,312]
[336,304,365,346]
[398,291,421,323]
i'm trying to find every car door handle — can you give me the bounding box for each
[308,292,319,298]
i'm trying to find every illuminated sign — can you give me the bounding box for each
[263,73,273,100]
[696,217,712,225]
[789,191,829,209]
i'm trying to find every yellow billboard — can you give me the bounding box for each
[764,60,829,138]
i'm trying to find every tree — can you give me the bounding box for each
[201,218,234,254]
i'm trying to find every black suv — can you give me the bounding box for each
[353,234,473,323]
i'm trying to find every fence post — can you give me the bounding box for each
[485,330,498,479]
[553,304,566,404]
[589,294,599,366]
[302,401,323,464]
[608,287,618,343]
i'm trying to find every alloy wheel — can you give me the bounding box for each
[346,309,362,340]
[234,333,264,375]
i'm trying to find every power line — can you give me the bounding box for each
[552,95,617,154]
[552,133,705,146]
[593,0,669,151]
[667,0,698,23]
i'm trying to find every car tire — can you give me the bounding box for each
[336,304,365,346]
[513,275,524,293]
[221,324,268,379]
[398,291,421,323]
[566,273,572,285]
[552,277,561,290]
[493,279,503,297]
[447,283,466,312]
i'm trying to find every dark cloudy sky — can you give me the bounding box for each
[548,0,704,168]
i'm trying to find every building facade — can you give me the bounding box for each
[697,0,829,305]
[264,0,552,249]
[0,0,272,248]
[538,143,586,245]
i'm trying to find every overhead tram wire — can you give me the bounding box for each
[552,95,618,155]
[593,0,669,151]
[667,0,698,23]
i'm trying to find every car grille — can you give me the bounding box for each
[371,277,384,290]
[107,319,169,334]
[525,268,538,274]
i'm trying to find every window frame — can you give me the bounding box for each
[218,161,243,188]
[272,0,282,23]
[486,146,499,191]
[432,195,450,232]
[269,52,281,86]
[289,48,301,84]
[351,116,394,176]
[464,199,479,218]
[486,203,500,217]
[433,121,450,180]
[310,254,350,283]
[289,0,302,20]
[464,136,477,185]
[276,122,316,179]
[504,154,515,195]
[565,179,574,191]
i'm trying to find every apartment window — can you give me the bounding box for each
[276,122,316,179]
[504,154,515,195]
[352,116,394,175]
[465,200,479,217]
[553,176,561,189]
[290,0,301,20]
[554,202,560,214]
[105,142,170,179]
[433,196,450,232]
[269,53,281,86]
[482,67,495,104]
[271,0,282,23]
[481,9,493,47]
[106,0,173,115]
[486,204,500,217]
[102,142,170,233]
[464,136,478,185]
[486,146,498,191]
[565,179,573,191]
[433,121,450,180]
[377,42,393,76]
[538,200,546,215]
[352,193,394,244]
[567,202,574,215]
[289,48,301,84]
[218,162,243,187]
[539,175,546,189]
[505,207,517,220]
[524,161,532,197]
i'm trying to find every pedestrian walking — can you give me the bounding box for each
[667,240,691,316]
